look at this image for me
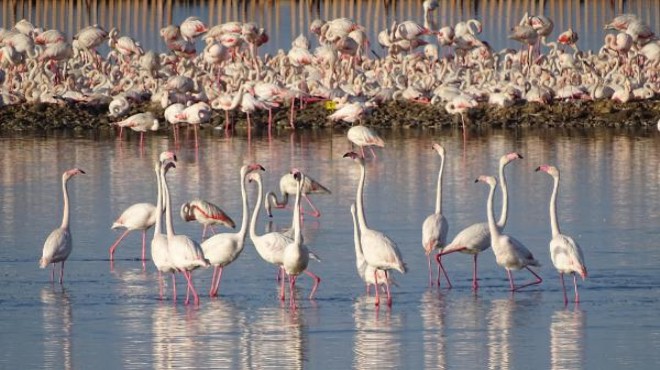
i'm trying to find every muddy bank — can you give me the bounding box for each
[0,99,658,132]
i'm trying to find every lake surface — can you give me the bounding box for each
[0,126,659,369]
[2,0,659,57]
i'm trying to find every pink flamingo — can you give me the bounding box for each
[113,112,159,146]
[39,168,86,284]
[202,164,265,297]
[350,203,393,295]
[180,16,207,41]
[346,125,385,159]
[265,170,331,218]
[151,152,178,300]
[445,95,477,142]
[109,203,156,263]
[211,85,246,135]
[175,102,212,148]
[476,175,542,292]
[422,143,449,287]
[344,152,406,307]
[536,165,587,305]
[180,199,236,239]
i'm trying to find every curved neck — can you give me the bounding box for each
[435,153,445,214]
[486,182,500,238]
[497,160,509,228]
[249,177,264,240]
[154,165,163,235]
[162,166,175,238]
[355,161,368,230]
[237,170,250,239]
[60,175,70,229]
[549,175,561,237]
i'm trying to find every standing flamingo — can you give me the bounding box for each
[248,171,321,301]
[202,164,265,297]
[476,175,542,292]
[350,203,392,295]
[40,168,86,284]
[113,112,159,146]
[346,125,385,159]
[422,143,449,287]
[344,152,406,307]
[151,152,178,300]
[180,199,235,239]
[536,165,587,304]
[437,152,523,289]
[265,170,331,218]
[109,202,156,263]
[162,158,209,305]
[282,171,321,308]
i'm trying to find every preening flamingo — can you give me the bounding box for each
[422,143,449,287]
[536,165,587,305]
[265,170,331,218]
[40,168,86,284]
[350,203,392,295]
[162,157,209,305]
[346,125,385,159]
[180,199,236,239]
[476,175,542,292]
[344,152,406,307]
[201,164,265,297]
[438,152,523,289]
[151,151,178,300]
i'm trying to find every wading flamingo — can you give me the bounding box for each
[476,175,542,292]
[40,168,86,284]
[151,152,178,300]
[180,199,235,239]
[350,203,392,295]
[265,170,331,218]
[536,165,587,305]
[344,152,406,307]
[422,143,449,287]
[347,125,385,159]
[109,202,156,263]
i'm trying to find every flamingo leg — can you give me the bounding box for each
[141,230,147,262]
[209,266,218,296]
[385,270,392,307]
[472,254,479,290]
[184,271,200,306]
[289,97,296,129]
[507,269,516,291]
[210,226,217,235]
[279,267,286,301]
[108,229,131,260]
[304,270,321,299]
[434,252,453,288]
[194,124,199,149]
[289,274,297,309]
[302,194,321,218]
[512,267,543,291]
[202,225,208,240]
[212,266,224,297]
[172,273,177,302]
[560,272,568,305]
[51,264,55,282]
[573,273,580,304]
[158,271,164,300]
[365,284,370,296]
[59,261,65,285]
[369,146,378,159]
[360,146,366,158]
[373,270,381,306]
[427,254,434,287]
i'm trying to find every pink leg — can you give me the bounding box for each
[360,146,366,158]
[184,271,200,306]
[209,266,218,296]
[202,225,208,240]
[59,261,65,285]
[194,124,199,149]
[141,230,147,261]
[109,229,130,260]
[279,267,286,301]
[212,266,224,297]
[373,270,381,306]
[573,274,580,303]
[512,267,543,291]
[304,270,321,299]
[140,132,145,148]
[289,97,296,129]
[288,274,297,309]
[384,271,392,307]
[427,254,434,287]
[507,269,516,291]
[435,252,453,288]
[472,254,479,290]
[302,195,321,218]
[158,271,164,300]
[118,126,124,139]
[172,274,177,302]
[369,146,378,159]
[560,272,568,305]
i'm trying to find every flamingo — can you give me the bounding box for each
[536,165,587,305]
[151,151,178,300]
[282,171,321,308]
[557,28,579,51]
[422,143,449,287]
[109,202,156,263]
[476,175,542,292]
[350,203,392,295]
[180,16,208,41]
[346,125,385,159]
[265,170,331,218]
[248,171,321,301]
[328,101,376,125]
[175,101,212,148]
[163,103,186,142]
[210,85,246,134]
[113,112,159,145]
[180,199,235,239]
[438,152,523,289]
[445,95,477,140]
[202,164,264,297]
[344,152,406,307]
[39,168,86,284]
[108,96,130,119]
[162,157,209,306]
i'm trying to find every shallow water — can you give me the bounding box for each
[2,0,659,57]
[0,126,659,368]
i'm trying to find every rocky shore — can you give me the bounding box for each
[1,99,658,132]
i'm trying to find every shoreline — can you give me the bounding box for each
[1,99,658,132]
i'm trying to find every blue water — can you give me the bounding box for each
[1,126,660,368]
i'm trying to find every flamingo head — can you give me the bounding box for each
[63,168,86,180]
[475,175,496,186]
[242,163,265,176]
[502,152,523,164]
[535,164,559,177]
[159,151,177,164]
[180,203,195,222]
[246,171,262,184]
[343,151,360,160]
[431,142,445,157]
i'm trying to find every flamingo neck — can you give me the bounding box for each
[435,153,445,215]
[292,179,302,245]
[249,177,263,240]
[237,170,250,240]
[162,166,175,239]
[486,181,500,239]
[153,164,163,235]
[355,161,368,230]
[549,175,561,237]
[60,175,70,229]
[497,160,509,228]
[351,208,366,270]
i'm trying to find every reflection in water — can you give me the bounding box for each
[245,307,306,369]
[420,291,447,369]
[550,308,586,370]
[41,287,73,370]
[451,294,489,367]
[487,298,516,370]
[353,298,403,370]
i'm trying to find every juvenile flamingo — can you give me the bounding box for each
[476,175,542,292]
[536,165,587,305]
[265,170,331,218]
[151,152,178,300]
[344,152,406,307]
[40,168,86,284]
[422,143,449,287]
[202,164,265,297]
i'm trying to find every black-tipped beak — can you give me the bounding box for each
[474,178,479,183]
[293,172,301,180]
[259,165,265,171]
[173,154,178,162]
[79,169,86,174]
[534,166,541,172]
[518,153,524,159]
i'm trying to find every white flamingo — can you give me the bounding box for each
[265,170,331,218]
[438,152,523,289]
[162,157,209,305]
[347,125,385,159]
[422,143,449,287]
[350,203,392,294]
[536,165,587,304]
[151,151,177,300]
[113,112,159,145]
[476,175,542,291]
[344,152,406,307]
[39,168,86,284]
[109,202,156,263]
[201,164,265,297]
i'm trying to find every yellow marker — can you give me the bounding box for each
[324,100,337,111]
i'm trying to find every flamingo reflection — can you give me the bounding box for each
[420,290,447,369]
[487,298,516,370]
[41,287,73,370]
[246,307,306,369]
[550,308,585,370]
[353,297,403,369]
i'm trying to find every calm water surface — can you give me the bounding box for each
[0,126,660,369]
